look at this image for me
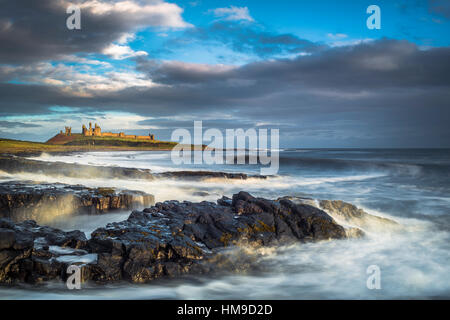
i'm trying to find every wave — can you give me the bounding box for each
[2,150,450,299]
[2,217,450,299]
[278,155,450,177]
[29,150,450,181]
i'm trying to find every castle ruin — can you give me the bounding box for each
[61,123,156,141]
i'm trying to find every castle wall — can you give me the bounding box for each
[64,123,156,140]
[101,132,120,137]
[136,135,151,140]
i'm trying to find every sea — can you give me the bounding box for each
[1,148,449,299]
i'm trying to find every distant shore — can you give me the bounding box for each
[0,138,177,156]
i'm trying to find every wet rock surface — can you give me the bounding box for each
[0,156,155,180]
[277,196,398,234]
[0,192,352,285]
[0,219,90,284]
[318,200,398,231]
[0,181,155,223]
[156,171,266,180]
[0,156,267,181]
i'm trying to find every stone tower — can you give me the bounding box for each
[94,123,101,136]
[64,126,72,136]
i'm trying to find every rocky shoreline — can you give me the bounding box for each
[0,155,399,288]
[0,191,373,285]
[0,181,155,224]
[0,156,266,181]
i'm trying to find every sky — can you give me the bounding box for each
[0,0,449,147]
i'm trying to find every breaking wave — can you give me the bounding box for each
[1,149,449,299]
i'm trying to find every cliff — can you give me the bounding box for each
[45,133,79,145]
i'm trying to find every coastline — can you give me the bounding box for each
[0,151,370,287]
[0,138,177,157]
[0,148,449,299]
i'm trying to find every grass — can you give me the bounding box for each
[0,136,179,155]
[63,134,178,149]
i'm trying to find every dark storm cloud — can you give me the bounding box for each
[0,83,74,115]
[0,121,41,128]
[138,39,450,89]
[1,39,449,146]
[0,0,189,63]
[2,39,449,112]
[137,118,264,130]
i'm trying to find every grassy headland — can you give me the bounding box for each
[0,134,178,156]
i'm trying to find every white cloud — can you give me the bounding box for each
[103,31,146,60]
[329,38,373,47]
[117,33,136,45]
[160,60,236,74]
[79,0,192,28]
[327,33,348,39]
[0,61,157,97]
[1,112,153,137]
[102,44,148,60]
[210,6,254,22]
[57,55,111,67]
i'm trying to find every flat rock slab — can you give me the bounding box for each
[156,171,267,180]
[0,181,155,223]
[0,156,155,180]
[0,156,267,181]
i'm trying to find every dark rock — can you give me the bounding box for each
[192,191,210,197]
[217,196,232,206]
[0,217,92,284]
[1,192,355,285]
[0,181,155,223]
[0,156,154,180]
[0,156,267,182]
[0,229,16,250]
[84,192,347,283]
[156,171,267,180]
[319,200,398,231]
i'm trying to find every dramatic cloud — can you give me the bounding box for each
[0,61,155,97]
[136,59,236,84]
[0,0,191,63]
[138,39,450,89]
[1,39,449,146]
[0,121,41,128]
